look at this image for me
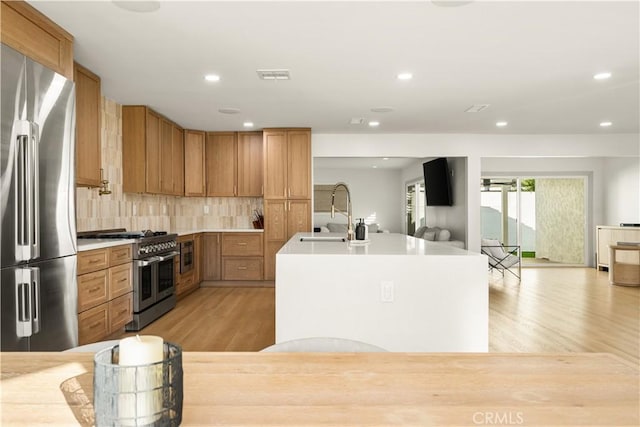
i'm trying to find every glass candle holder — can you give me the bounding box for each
[94,342,183,426]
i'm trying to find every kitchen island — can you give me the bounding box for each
[0,351,637,426]
[276,232,488,352]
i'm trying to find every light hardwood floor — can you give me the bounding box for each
[115,268,639,365]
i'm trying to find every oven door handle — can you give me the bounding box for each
[157,251,179,262]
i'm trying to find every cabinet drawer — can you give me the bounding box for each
[222,257,263,280]
[109,293,133,333]
[78,249,109,275]
[78,270,108,313]
[109,263,132,299]
[221,233,263,256]
[176,273,194,296]
[109,245,132,266]
[78,303,109,345]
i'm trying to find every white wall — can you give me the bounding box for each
[602,157,640,225]
[313,132,639,254]
[313,167,403,233]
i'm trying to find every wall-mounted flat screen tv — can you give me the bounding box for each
[423,157,453,206]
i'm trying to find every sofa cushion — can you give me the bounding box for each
[413,226,428,238]
[327,223,349,233]
[437,229,451,241]
[423,231,437,241]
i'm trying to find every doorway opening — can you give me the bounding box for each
[480,176,587,266]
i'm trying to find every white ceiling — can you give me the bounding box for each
[314,156,416,169]
[29,1,639,134]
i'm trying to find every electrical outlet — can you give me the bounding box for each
[204,205,210,214]
[380,281,394,302]
[132,205,137,215]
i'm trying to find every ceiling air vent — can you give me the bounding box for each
[350,118,365,125]
[257,69,291,80]
[465,104,490,113]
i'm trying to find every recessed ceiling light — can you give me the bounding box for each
[496,121,508,127]
[112,1,160,13]
[204,74,220,82]
[243,122,254,128]
[600,121,613,127]
[397,73,413,80]
[257,69,290,80]
[218,108,240,114]
[383,157,389,160]
[593,72,612,80]
[371,107,395,113]
[372,165,378,169]
[369,121,380,127]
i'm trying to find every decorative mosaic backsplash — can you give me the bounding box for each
[75,98,262,232]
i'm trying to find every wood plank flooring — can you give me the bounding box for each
[114,268,639,366]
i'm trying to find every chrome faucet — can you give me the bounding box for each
[331,182,354,241]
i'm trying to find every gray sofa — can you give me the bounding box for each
[413,226,465,249]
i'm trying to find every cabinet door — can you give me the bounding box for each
[145,111,162,194]
[206,132,237,197]
[287,130,312,199]
[264,200,287,241]
[202,233,221,281]
[287,199,311,239]
[263,130,288,199]
[160,119,174,194]
[193,234,202,284]
[237,132,263,197]
[184,130,206,196]
[74,62,101,187]
[122,106,147,193]
[172,125,184,196]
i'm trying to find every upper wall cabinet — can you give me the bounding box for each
[205,131,264,197]
[74,62,102,187]
[263,128,311,200]
[122,105,183,195]
[1,1,74,80]
[184,130,206,197]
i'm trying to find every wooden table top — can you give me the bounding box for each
[1,352,638,426]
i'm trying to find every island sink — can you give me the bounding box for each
[299,236,346,242]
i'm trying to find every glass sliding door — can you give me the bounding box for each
[406,180,425,235]
[481,176,586,266]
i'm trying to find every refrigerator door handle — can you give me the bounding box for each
[30,122,40,259]
[14,120,37,261]
[14,270,33,338]
[30,268,41,335]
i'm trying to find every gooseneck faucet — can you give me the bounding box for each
[331,182,354,241]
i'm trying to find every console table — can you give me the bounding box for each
[596,225,640,270]
[609,244,640,286]
[1,352,638,426]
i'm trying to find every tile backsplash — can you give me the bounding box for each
[76,97,262,232]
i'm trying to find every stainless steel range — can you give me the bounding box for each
[78,229,179,331]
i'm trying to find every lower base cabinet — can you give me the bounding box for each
[176,234,200,298]
[77,245,133,345]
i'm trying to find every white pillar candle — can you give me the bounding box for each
[118,335,164,425]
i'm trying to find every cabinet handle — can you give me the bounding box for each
[118,308,128,315]
[89,322,102,329]
[261,185,263,196]
[88,286,102,293]
[234,185,237,196]
[236,242,248,246]
[288,188,291,198]
[88,258,102,264]
[237,266,248,270]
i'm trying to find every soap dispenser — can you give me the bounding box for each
[355,218,366,240]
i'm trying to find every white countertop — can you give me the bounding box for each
[279,232,479,256]
[77,238,137,251]
[174,228,263,236]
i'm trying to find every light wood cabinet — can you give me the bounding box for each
[596,226,640,269]
[237,132,264,197]
[203,233,221,281]
[263,199,311,280]
[77,245,133,345]
[184,130,206,196]
[206,132,237,196]
[0,1,74,80]
[123,106,184,195]
[74,62,101,187]
[263,128,311,279]
[206,131,264,197]
[221,233,264,281]
[263,129,311,199]
[193,233,202,285]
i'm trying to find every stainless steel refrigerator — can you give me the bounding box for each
[1,43,78,351]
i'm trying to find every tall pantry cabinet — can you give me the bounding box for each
[263,129,312,280]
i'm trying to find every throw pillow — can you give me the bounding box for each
[367,223,379,234]
[413,226,428,238]
[481,238,505,258]
[422,231,437,241]
[437,229,451,241]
